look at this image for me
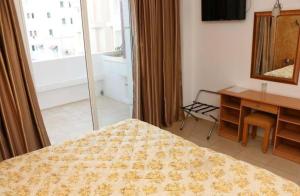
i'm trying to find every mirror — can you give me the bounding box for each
[251,10,300,84]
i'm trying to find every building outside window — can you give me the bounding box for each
[23,0,125,62]
[87,0,125,56]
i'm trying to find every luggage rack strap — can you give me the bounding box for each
[182,102,219,112]
[180,89,220,140]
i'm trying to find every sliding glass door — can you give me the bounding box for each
[86,0,133,127]
[19,0,95,144]
[18,0,132,144]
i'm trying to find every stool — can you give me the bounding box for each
[242,112,276,153]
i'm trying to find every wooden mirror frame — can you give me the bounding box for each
[251,10,300,85]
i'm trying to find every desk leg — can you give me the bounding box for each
[242,122,249,146]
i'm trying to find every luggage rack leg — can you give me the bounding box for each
[180,90,220,140]
[180,106,200,130]
[180,117,187,130]
[206,118,218,140]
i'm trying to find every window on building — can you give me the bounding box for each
[62,18,66,24]
[32,45,35,51]
[34,30,37,36]
[31,13,35,19]
[49,29,53,36]
[29,31,33,37]
[27,13,30,19]
[69,2,71,7]
[47,12,51,18]
[70,18,73,24]
[60,1,64,8]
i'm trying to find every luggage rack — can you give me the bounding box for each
[181,90,220,140]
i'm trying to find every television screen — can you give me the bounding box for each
[202,0,246,21]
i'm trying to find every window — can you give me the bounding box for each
[27,13,30,19]
[60,1,64,8]
[31,13,35,19]
[47,12,51,18]
[31,45,35,51]
[69,2,71,8]
[29,30,33,37]
[62,18,66,24]
[70,18,73,24]
[49,29,53,36]
[34,30,37,36]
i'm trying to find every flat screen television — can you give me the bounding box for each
[202,0,246,21]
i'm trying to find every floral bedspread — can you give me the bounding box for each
[0,119,299,195]
[264,65,294,79]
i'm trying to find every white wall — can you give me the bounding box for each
[181,0,300,108]
[33,55,102,109]
[33,54,130,109]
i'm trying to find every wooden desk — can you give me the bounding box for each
[219,87,300,164]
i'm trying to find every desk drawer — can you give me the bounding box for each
[241,100,278,114]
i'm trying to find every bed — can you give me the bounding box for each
[264,65,294,78]
[0,119,299,195]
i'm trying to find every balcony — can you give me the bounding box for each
[34,52,133,144]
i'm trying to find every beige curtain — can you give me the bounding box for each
[130,0,183,127]
[0,0,50,160]
[255,16,275,74]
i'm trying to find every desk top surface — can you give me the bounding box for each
[219,87,300,110]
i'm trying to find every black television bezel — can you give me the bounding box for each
[201,0,247,21]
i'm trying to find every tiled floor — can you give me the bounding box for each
[42,96,131,145]
[165,118,300,186]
